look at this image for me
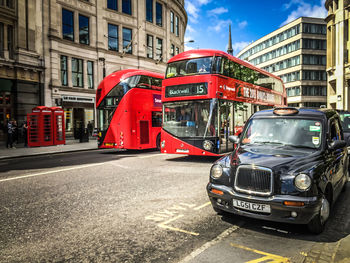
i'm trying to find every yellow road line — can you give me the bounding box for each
[193,201,211,210]
[230,243,290,263]
[158,215,199,236]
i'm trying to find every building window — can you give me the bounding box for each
[147,34,153,58]
[107,0,117,11]
[72,58,83,87]
[280,71,300,83]
[108,24,118,51]
[0,23,3,58]
[302,70,327,81]
[302,23,327,35]
[87,61,94,89]
[302,86,327,96]
[122,0,132,15]
[156,37,162,61]
[7,25,13,59]
[303,102,324,108]
[175,16,179,36]
[61,56,68,86]
[302,55,326,65]
[176,47,179,55]
[79,15,89,45]
[170,44,174,57]
[156,2,162,27]
[5,0,13,8]
[170,11,174,33]
[123,27,132,54]
[62,9,74,41]
[146,0,153,23]
[302,39,326,50]
[286,86,300,97]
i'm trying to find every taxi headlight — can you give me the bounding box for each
[294,174,312,191]
[211,164,223,179]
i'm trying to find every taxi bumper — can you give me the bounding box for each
[207,183,321,224]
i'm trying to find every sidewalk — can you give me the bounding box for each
[0,138,98,160]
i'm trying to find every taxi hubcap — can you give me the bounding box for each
[320,196,330,224]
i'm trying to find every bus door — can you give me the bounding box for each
[218,100,234,153]
[137,112,150,145]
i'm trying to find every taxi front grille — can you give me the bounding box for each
[234,165,273,196]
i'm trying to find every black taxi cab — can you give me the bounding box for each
[207,108,349,234]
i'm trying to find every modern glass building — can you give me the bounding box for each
[237,17,327,108]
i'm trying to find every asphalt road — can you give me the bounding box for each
[0,150,349,262]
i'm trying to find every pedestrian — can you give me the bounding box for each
[12,119,18,147]
[23,121,28,147]
[6,120,14,149]
[87,121,93,136]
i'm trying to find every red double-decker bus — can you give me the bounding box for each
[161,49,287,156]
[96,69,163,150]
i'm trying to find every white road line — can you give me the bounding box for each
[0,163,106,183]
[138,153,162,159]
[178,225,241,263]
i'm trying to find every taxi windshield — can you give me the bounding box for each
[241,118,322,149]
[166,57,213,78]
[338,112,350,132]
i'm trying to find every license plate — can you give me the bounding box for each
[176,149,189,153]
[232,199,271,213]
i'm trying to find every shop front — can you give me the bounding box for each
[61,95,95,138]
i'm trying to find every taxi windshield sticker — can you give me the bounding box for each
[315,122,321,126]
[344,114,350,117]
[348,124,350,128]
[310,126,321,132]
[312,137,320,145]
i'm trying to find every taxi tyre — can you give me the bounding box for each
[307,193,331,234]
[342,170,349,192]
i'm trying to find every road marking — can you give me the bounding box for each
[0,163,106,183]
[193,201,211,210]
[158,215,199,236]
[178,225,241,263]
[230,243,290,263]
[138,153,162,159]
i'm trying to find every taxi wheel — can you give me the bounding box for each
[307,194,330,234]
[342,170,349,192]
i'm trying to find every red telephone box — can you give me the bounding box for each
[51,107,65,145]
[27,106,53,147]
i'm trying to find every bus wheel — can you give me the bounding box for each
[156,134,161,150]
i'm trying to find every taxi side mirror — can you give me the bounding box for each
[229,135,239,144]
[329,140,347,151]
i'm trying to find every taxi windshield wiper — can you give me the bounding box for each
[254,141,284,145]
[283,144,317,149]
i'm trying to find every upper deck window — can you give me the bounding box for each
[166,55,283,93]
[166,57,213,78]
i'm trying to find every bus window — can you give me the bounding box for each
[223,57,230,76]
[234,102,252,136]
[137,75,152,89]
[152,77,162,88]
[212,56,222,74]
[152,111,162,127]
[231,61,241,80]
[218,101,235,153]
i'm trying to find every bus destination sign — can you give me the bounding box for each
[165,83,208,98]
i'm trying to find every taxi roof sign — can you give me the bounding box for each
[273,107,299,116]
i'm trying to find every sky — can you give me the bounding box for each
[184,0,328,55]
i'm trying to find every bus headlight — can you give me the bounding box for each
[294,174,312,191]
[161,140,165,148]
[203,140,213,151]
[211,164,223,179]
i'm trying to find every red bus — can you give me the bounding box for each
[161,49,286,156]
[96,69,163,150]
